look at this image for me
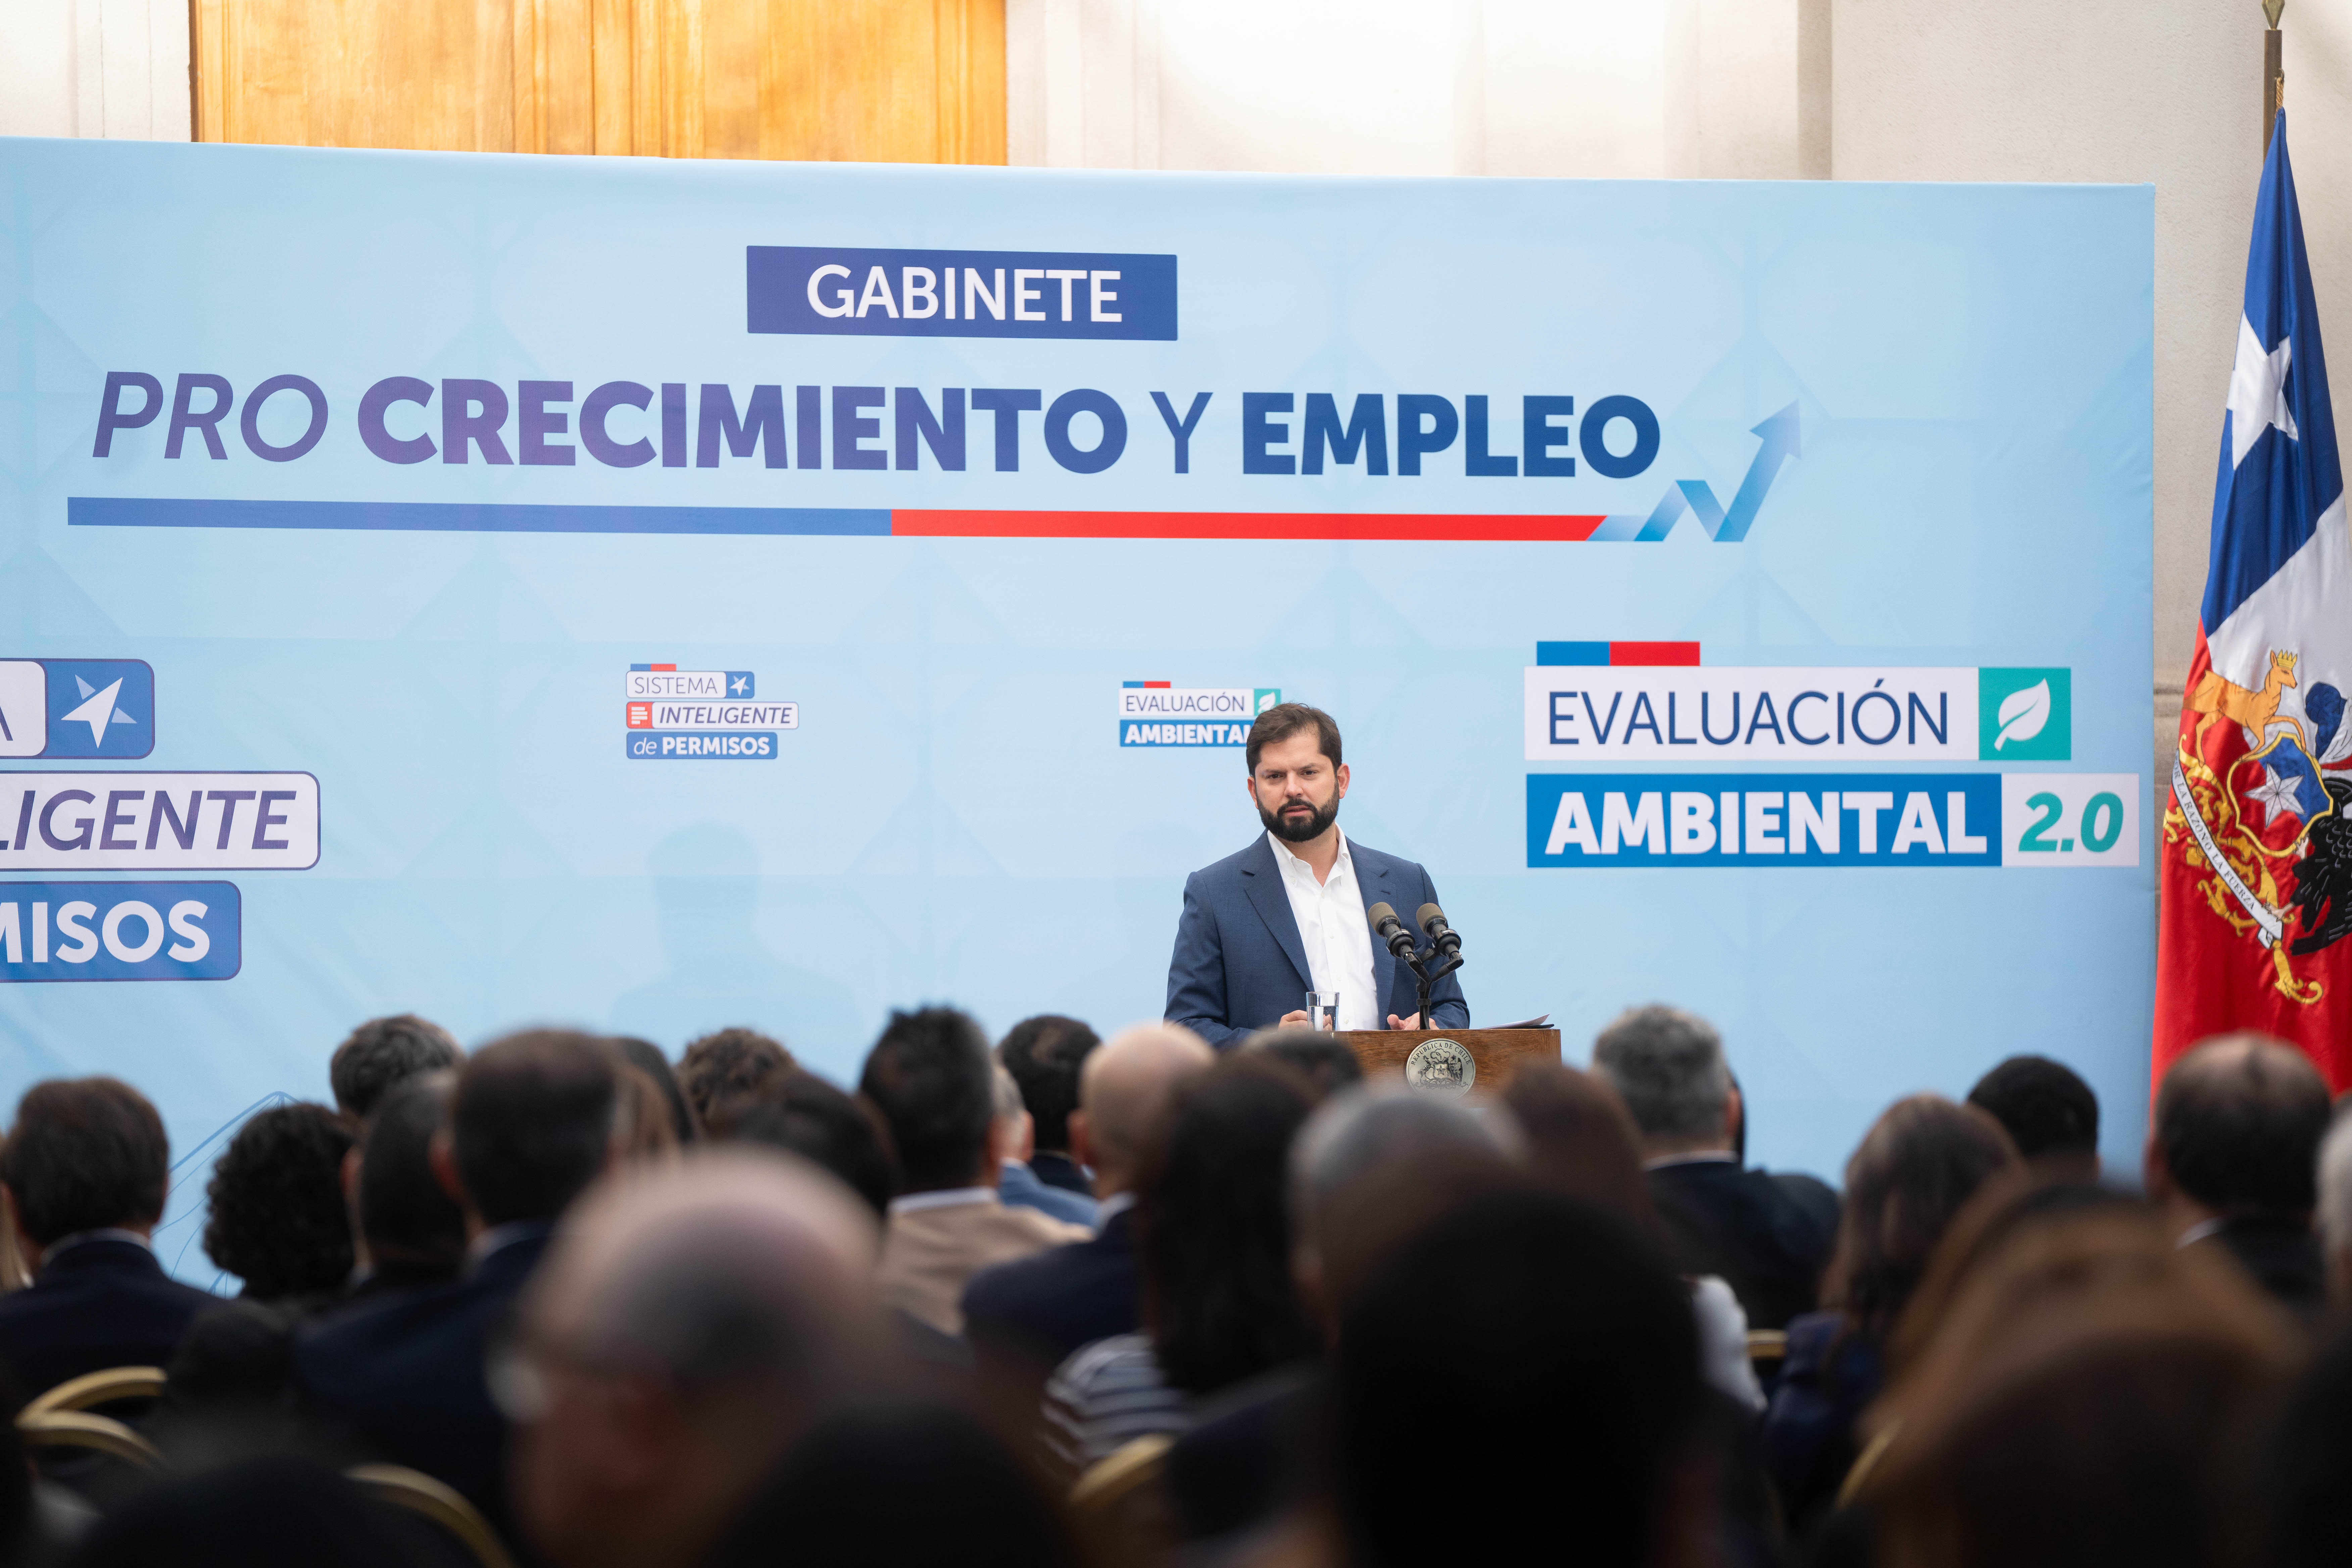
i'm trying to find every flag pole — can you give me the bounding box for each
[2265,0,2285,153]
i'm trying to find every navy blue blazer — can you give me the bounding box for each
[294,1227,552,1537]
[1165,835,1470,1048]
[0,1236,218,1403]
[961,1207,1140,1419]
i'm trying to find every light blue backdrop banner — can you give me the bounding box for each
[1,138,2153,1275]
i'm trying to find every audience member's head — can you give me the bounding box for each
[678,1028,795,1129]
[356,1073,466,1278]
[443,1030,619,1231]
[2317,1104,2352,1304]
[1590,1004,1734,1157]
[1886,1169,2142,1382]
[201,1103,355,1302]
[703,1069,899,1218]
[63,1453,435,1568]
[607,1036,695,1144]
[1336,1190,1703,1568]
[1883,1209,2296,1527]
[1873,1208,2290,1568]
[505,1148,880,1568]
[0,1077,170,1257]
[328,1013,462,1122]
[990,1065,1034,1167]
[1967,1055,2101,1179]
[1501,1062,1663,1242]
[1136,1058,1318,1395]
[612,1064,683,1166]
[1239,1026,1367,1101]
[858,1007,996,1195]
[1822,1094,2018,1342]
[1288,1086,1521,1316]
[1068,1022,1213,1200]
[996,1015,1100,1157]
[705,1403,1083,1568]
[2147,1033,2331,1231]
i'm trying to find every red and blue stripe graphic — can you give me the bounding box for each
[1534,641,1700,667]
[69,498,1610,541]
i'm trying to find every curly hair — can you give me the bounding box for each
[202,1103,356,1301]
[678,1028,795,1127]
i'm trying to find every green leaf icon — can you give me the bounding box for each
[1995,679,2051,750]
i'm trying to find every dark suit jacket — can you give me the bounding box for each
[2201,1216,2325,1308]
[961,1208,1140,1416]
[0,1236,218,1403]
[1165,835,1470,1048]
[1648,1158,1838,1332]
[294,1227,551,1535]
[1027,1151,1094,1200]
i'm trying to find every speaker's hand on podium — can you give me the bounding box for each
[1278,1009,1311,1028]
[1387,1012,1422,1031]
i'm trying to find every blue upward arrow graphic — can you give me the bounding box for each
[1589,402,1802,542]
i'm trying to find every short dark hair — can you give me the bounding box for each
[703,1070,900,1218]
[1336,1191,1699,1568]
[1825,1094,2018,1339]
[451,1031,618,1227]
[1137,1058,1317,1395]
[2155,1034,2332,1216]
[1238,1027,1365,1101]
[358,1074,466,1273]
[607,1036,696,1143]
[997,1015,1100,1152]
[1245,702,1342,774]
[1968,1056,2100,1164]
[201,1104,356,1301]
[858,1008,994,1192]
[329,1014,463,1121]
[679,1028,795,1128]
[0,1077,171,1245]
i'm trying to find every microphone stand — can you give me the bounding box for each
[1398,940,1463,1031]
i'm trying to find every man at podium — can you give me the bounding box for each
[1164,703,1470,1048]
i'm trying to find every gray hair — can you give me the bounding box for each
[2318,1105,2352,1259]
[1589,1004,1731,1143]
[1288,1086,1516,1254]
[991,1065,1026,1123]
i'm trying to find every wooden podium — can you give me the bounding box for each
[1335,1028,1562,1099]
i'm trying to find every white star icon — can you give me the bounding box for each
[2248,764,2308,826]
[731,675,748,695]
[61,676,137,748]
[2227,314,2299,469]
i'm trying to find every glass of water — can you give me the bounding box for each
[1305,991,1340,1032]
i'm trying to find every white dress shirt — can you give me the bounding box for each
[1268,828,1381,1031]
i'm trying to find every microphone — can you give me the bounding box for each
[1366,902,1417,959]
[1417,903,1462,959]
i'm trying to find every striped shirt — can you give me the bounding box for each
[1040,1333,1190,1477]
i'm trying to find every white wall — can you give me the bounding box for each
[0,0,191,141]
[1008,0,2337,777]
[1007,0,1822,178]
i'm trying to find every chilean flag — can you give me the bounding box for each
[2156,111,2352,1091]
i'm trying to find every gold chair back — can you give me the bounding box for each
[16,1410,162,1469]
[346,1464,519,1568]
[22,1365,166,1419]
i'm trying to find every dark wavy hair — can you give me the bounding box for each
[1136,1057,1317,1395]
[202,1103,356,1300]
